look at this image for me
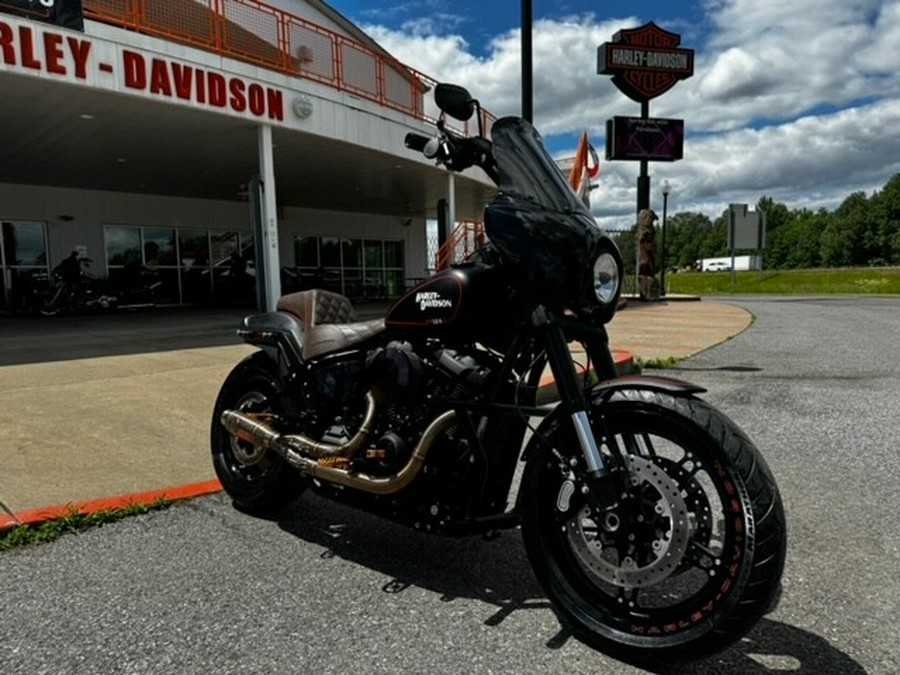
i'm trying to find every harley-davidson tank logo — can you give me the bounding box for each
[598,22,694,102]
[416,291,452,310]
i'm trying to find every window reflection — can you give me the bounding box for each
[105,225,256,306]
[291,235,404,300]
[1,220,48,310]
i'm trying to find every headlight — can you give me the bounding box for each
[592,251,620,305]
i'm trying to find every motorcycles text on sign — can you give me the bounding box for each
[211,84,786,667]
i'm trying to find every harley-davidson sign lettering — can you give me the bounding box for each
[598,22,693,102]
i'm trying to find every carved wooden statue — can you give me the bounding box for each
[636,208,661,301]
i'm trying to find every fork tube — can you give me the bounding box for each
[542,319,608,477]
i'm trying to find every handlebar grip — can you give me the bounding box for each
[404,133,430,152]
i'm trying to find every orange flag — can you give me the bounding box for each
[567,132,599,207]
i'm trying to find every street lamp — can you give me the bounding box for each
[661,179,670,295]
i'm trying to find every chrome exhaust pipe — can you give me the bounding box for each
[220,400,457,496]
[221,391,377,460]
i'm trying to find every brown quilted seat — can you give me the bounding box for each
[276,289,385,360]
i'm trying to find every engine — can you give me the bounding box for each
[361,342,490,474]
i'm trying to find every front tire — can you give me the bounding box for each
[38,288,65,316]
[520,389,786,667]
[211,352,306,514]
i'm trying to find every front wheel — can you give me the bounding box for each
[211,352,306,514]
[520,389,786,667]
[38,287,66,316]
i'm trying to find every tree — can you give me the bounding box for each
[757,196,792,232]
[871,174,900,264]
[663,212,714,269]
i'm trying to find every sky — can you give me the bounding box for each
[325,0,900,230]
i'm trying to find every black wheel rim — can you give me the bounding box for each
[542,409,751,643]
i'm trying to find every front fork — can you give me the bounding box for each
[536,307,623,508]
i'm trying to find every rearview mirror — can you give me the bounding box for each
[435,83,476,122]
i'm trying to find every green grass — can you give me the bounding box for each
[634,356,685,372]
[667,268,900,296]
[0,499,171,552]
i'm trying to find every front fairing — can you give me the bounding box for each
[484,117,618,316]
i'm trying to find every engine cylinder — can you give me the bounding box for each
[366,342,424,406]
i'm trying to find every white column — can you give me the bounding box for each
[446,172,457,240]
[258,124,281,311]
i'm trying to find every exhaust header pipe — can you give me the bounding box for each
[221,391,377,460]
[220,394,457,496]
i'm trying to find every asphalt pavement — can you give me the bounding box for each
[1,296,897,674]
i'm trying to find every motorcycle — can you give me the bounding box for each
[211,83,786,667]
[38,256,160,316]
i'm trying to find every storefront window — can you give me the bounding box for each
[2,221,47,266]
[143,228,177,267]
[384,240,403,268]
[106,226,142,266]
[364,239,383,268]
[1,220,48,310]
[341,238,362,267]
[296,236,318,267]
[292,235,404,300]
[320,236,341,267]
[180,230,211,303]
[104,226,255,306]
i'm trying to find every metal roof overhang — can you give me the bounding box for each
[0,70,496,220]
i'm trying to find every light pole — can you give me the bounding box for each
[661,179,670,295]
[522,0,533,123]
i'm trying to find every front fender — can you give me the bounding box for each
[519,374,705,470]
[591,374,706,399]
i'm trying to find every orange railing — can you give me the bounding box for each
[83,0,493,131]
[436,221,487,270]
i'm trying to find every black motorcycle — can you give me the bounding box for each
[38,256,160,316]
[211,83,786,667]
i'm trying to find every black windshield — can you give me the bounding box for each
[483,116,612,314]
[491,117,592,217]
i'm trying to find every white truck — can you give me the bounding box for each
[698,255,761,272]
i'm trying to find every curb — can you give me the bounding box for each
[1,350,635,533]
[0,480,222,532]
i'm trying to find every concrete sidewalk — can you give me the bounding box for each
[0,298,752,527]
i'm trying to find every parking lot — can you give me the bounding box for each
[1,297,899,673]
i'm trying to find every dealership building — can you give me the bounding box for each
[0,0,495,311]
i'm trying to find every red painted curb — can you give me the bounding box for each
[538,349,635,389]
[0,479,223,532]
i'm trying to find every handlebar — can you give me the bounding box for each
[406,127,498,184]
[404,133,430,152]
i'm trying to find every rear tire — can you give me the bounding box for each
[211,352,306,514]
[520,389,786,667]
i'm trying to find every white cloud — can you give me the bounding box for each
[365,1,900,221]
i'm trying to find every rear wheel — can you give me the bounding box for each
[520,389,786,667]
[211,352,306,514]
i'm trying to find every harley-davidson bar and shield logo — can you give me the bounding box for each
[598,22,694,102]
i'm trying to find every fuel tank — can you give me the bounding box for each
[385,264,517,347]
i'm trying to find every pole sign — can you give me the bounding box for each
[597,22,693,102]
[0,0,83,31]
[606,116,684,162]
[728,204,767,250]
